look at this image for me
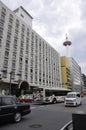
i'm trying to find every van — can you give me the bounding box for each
[65,92,82,106]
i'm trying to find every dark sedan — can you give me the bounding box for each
[0,95,31,123]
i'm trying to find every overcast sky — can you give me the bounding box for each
[1,0,86,75]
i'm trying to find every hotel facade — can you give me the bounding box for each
[0,1,62,95]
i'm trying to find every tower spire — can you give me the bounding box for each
[66,33,68,41]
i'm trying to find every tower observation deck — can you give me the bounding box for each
[63,34,72,57]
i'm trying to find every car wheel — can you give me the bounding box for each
[14,112,22,123]
[53,98,57,104]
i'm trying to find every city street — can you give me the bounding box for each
[0,97,86,130]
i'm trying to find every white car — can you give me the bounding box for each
[65,92,82,106]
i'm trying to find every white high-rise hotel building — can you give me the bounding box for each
[0,1,62,93]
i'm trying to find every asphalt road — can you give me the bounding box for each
[0,97,86,130]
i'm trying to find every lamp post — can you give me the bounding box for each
[9,71,13,95]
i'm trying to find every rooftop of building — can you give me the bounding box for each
[14,6,33,19]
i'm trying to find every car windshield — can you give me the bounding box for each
[19,95,26,98]
[66,94,76,98]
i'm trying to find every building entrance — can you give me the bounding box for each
[11,80,30,97]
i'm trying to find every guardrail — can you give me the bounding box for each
[60,120,73,130]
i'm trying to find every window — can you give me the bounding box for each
[7,34,11,40]
[0,29,3,36]
[2,7,6,13]
[1,14,5,21]
[21,14,24,18]
[19,57,22,63]
[6,41,10,48]
[10,14,13,18]
[2,97,13,106]
[1,7,6,16]
[4,59,8,66]
[9,18,13,24]
[12,62,16,68]
[0,19,4,27]
[5,51,9,57]
[8,25,12,32]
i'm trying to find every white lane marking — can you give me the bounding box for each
[31,107,36,109]
[31,105,45,110]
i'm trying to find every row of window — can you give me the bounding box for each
[0,5,60,86]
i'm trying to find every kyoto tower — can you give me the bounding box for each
[63,34,72,89]
[63,34,72,57]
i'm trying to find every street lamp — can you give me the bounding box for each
[9,71,13,94]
